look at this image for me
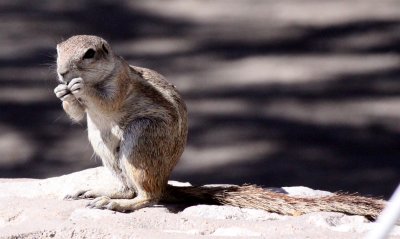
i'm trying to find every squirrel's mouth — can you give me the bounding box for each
[56,77,66,84]
[57,72,79,85]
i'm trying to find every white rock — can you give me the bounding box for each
[181,205,284,221]
[211,227,261,237]
[306,212,371,233]
[168,181,192,187]
[0,167,113,199]
[1,167,399,239]
[69,208,115,221]
[282,186,332,197]
[163,229,200,235]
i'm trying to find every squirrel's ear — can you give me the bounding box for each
[102,43,109,55]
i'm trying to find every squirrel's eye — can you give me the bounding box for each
[83,49,96,59]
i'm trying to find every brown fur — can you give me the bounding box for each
[164,185,384,220]
[55,35,385,219]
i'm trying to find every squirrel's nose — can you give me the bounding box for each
[58,69,70,83]
[59,70,69,78]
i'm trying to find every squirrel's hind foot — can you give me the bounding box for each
[64,187,134,200]
[86,196,158,212]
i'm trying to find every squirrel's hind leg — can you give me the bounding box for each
[89,119,170,212]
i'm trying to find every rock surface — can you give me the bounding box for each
[0,167,398,239]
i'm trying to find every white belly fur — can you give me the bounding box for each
[87,112,124,175]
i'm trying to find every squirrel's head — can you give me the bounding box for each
[56,35,114,84]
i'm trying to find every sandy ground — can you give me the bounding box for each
[1,167,399,239]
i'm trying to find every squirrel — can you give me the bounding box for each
[54,35,384,220]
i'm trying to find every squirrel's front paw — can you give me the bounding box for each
[68,77,85,98]
[54,84,74,101]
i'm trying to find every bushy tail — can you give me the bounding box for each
[162,184,385,220]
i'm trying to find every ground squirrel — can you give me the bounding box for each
[54,35,384,220]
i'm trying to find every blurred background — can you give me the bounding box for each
[0,0,399,198]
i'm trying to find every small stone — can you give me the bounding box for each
[282,186,332,197]
[168,181,192,187]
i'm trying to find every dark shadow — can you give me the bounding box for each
[171,65,400,198]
